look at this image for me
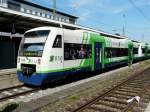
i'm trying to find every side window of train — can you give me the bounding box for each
[64,43,92,60]
[105,47,128,58]
[53,35,62,48]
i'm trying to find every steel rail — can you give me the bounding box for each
[71,68,150,112]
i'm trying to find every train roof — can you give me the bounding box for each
[132,40,141,43]
[25,27,125,38]
[25,26,60,33]
[25,27,147,45]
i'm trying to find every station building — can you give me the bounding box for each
[0,0,78,69]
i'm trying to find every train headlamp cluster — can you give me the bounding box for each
[37,59,41,65]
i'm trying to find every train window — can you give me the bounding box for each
[133,48,138,54]
[147,49,150,54]
[24,30,50,38]
[142,48,145,54]
[53,35,62,48]
[64,43,92,60]
[19,43,44,57]
[105,47,128,58]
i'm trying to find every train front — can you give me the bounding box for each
[17,28,50,86]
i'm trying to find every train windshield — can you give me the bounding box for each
[18,30,50,57]
[24,30,50,38]
[19,43,44,57]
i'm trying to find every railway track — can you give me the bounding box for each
[0,85,40,102]
[70,68,150,112]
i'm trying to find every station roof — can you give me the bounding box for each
[13,0,78,19]
[0,5,126,39]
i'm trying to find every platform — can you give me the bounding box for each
[0,68,21,90]
[0,68,16,76]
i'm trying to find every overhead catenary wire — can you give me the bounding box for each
[128,0,150,24]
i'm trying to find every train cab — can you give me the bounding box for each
[17,27,64,85]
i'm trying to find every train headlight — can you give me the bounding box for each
[37,59,41,65]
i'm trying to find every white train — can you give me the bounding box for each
[17,27,150,86]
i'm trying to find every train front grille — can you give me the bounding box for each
[21,64,36,76]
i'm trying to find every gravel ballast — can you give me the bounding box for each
[11,60,150,112]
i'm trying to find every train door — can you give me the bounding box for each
[94,42,102,70]
[52,34,63,69]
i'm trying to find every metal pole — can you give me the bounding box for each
[72,1,77,16]
[142,33,145,42]
[123,14,126,36]
[52,0,56,14]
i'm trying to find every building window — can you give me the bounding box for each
[21,7,25,12]
[46,14,50,18]
[26,9,31,14]
[64,18,66,22]
[49,15,52,19]
[61,18,63,21]
[34,11,37,15]
[66,18,69,23]
[51,15,54,19]
[32,10,36,15]
[7,1,20,11]
[69,18,75,24]
[53,16,57,20]
[59,17,62,21]
[42,13,45,17]
[23,8,27,13]
[38,12,42,16]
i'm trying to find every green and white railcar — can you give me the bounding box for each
[132,41,142,60]
[17,27,137,86]
[146,44,150,57]
[139,42,147,59]
[103,37,132,67]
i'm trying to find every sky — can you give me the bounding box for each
[29,0,150,43]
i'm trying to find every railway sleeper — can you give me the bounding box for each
[123,85,143,89]
[108,94,132,100]
[126,83,145,86]
[116,88,142,94]
[114,90,139,96]
[113,92,135,97]
[113,91,137,97]
[138,102,149,108]
[129,80,150,83]
[102,97,128,105]
[129,82,150,86]
[119,86,143,91]
[132,106,147,112]
[83,107,115,112]
[95,100,126,109]
[89,104,121,112]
